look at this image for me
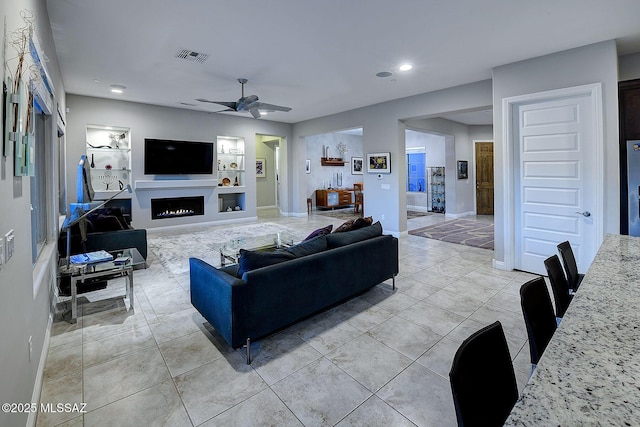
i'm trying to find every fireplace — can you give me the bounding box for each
[151,196,204,220]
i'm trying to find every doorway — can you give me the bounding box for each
[475,141,494,215]
[503,84,604,274]
[256,135,283,209]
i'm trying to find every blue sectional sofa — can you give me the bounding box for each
[190,222,398,363]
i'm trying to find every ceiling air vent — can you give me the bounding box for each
[175,49,208,64]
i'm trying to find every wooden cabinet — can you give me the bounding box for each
[316,189,354,208]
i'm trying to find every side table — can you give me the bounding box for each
[58,248,142,323]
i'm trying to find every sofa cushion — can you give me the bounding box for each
[304,224,333,241]
[286,235,327,258]
[237,249,296,277]
[326,221,383,248]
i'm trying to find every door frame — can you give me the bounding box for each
[472,139,494,215]
[501,83,604,271]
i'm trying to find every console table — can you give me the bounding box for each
[316,189,354,209]
[504,234,640,425]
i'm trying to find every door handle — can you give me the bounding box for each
[575,211,591,217]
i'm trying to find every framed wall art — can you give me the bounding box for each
[457,160,468,179]
[351,157,363,175]
[305,159,311,174]
[256,158,266,177]
[366,152,391,174]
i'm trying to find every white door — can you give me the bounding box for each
[514,93,599,275]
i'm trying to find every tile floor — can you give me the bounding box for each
[37,209,538,427]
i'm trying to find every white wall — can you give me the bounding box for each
[65,96,293,228]
[492,40,620,265]
[292,80,493,234]
[0,1,66,426]
[619,52,640,82]
[304,132,363,204]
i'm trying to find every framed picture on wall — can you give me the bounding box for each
[457,160,468,179]
[256,158,266,177]
[351,157,363,175]
[305,159,311,174]
[366,152,391,174]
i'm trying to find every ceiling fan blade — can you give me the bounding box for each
[249,109,261,119]
[196,99,238,110]
[253,102,292,112]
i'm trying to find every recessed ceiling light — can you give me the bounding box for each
[376,71,393,78]
[110,84,127,94]
[399,64,413,71]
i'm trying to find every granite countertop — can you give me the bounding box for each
[505,234,640,426]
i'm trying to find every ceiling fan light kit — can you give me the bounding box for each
[197,78,291,119]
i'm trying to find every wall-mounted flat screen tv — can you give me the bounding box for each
[144,138,214,175]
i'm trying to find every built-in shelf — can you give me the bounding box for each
[134,179,218,190]
[321,157,346,166]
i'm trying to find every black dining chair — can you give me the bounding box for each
[449,321,519,427]
[544,255,574,319]
[557,241,584,292]
[520,277,557,373]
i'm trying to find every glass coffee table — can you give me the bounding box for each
[58,248,145,323]
[217,232,295,266]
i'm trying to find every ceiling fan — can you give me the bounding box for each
[197,78,292,119]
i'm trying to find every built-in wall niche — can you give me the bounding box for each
[86,125,131,195]
[218,192,245,213]
[151,196,205,220]
[217,136,245,187]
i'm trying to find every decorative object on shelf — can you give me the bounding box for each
[222,177,231,186]
[109,132,126,149]
[351,157,363,175]
[230,162,238,169]
[227,207,232,212]
[367,152,391,174]
[90,153,95,168]
[457,160,468,179]
[105,163,112,170]
[234,176,239,186]
[218,159,221,170]
[235,205,241,211]
[305,159,311,174]
[336,172,343,187]
[100,174,116,190]
[337,142,349,157]
[256,158,266,177]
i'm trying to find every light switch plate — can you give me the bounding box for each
[5,229,14,262]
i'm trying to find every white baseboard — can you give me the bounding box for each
[492,259,507,271]
[27,313,53,427]
[445,211,475,219]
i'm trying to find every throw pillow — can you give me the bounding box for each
[333,219,356,233]
[326,221,383,248]
[303,224,333,241]
[286,235,327,257]
[237,249,296,277]
[352,216,373,230]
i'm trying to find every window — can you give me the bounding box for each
[30,106,48,263]
[406,151,426,193]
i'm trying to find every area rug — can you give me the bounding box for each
[314,208,360,221]
[318,209,432,221]
[409,219,494,250]
[407,210,432,219]
[147,222,306,275]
